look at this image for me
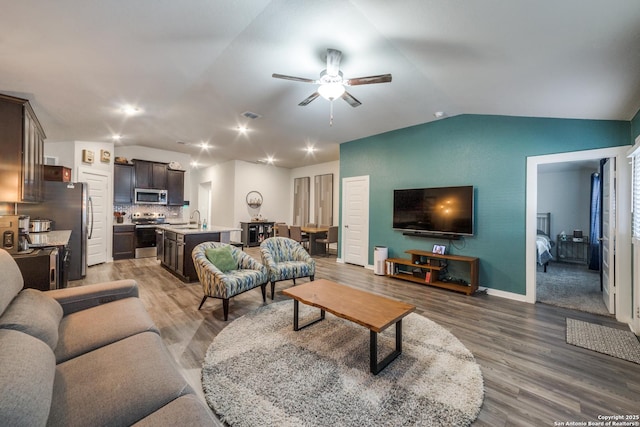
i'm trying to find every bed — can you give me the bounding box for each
[536,212,554,272]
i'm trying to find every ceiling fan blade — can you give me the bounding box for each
[298,92,320,106]
[342,91,362,108]
[344,74,392,86]
[326,49,342,77]
[272,73,316,83]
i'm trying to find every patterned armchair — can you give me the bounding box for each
[260,237,316,299]
[192,242,267,321]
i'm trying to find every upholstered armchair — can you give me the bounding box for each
[260,237,316,299]
[192,242,268,321]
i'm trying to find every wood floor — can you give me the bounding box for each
[72,248,640,426]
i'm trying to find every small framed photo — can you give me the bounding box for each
[432,244,446,255]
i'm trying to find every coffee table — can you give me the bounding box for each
[282,279,416,375]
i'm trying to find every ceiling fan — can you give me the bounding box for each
[273,48,392,114]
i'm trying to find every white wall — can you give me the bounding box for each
[193,159,339,241]
[233,161,290,224]
[538,167,597,239]
[290,161,340,225]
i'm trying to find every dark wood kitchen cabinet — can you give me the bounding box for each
[167,169,185,206]
[133,159,167,189]
[0,93,45,202]
[113,224,135,260]
[114,163,135,204]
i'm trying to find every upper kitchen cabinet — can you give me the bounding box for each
[133,159,167,189]
[114,163,135,204]
[0,94,45,202]
[167,168,185,206]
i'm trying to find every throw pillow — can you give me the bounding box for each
[205,246,237,272]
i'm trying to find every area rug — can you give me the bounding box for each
[566,318,640,364]
[537,262,609,315]
[202,301,484,427]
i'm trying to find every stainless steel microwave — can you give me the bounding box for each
[134,188,168,205]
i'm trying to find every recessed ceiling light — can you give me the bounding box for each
[266,156,275,164]
[112,134,122,141]
[190,161,199,168]
[434,111,446,119]
[121,105,141,116]
[306,146,316,153]
[237,125,248,134]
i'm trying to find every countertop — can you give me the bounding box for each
[28,230,72,247]
[157,224,241,235]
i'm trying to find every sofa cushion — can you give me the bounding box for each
[54,297,159,363]
[0,249,24,316]
[131,395,217,426]
[0,289,63,350]
[205,246,237,272]
[0,329,56,427]
[49,331,194,427]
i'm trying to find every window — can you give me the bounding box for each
[630,137,640,240]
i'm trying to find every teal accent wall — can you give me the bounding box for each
[632,109,640,141]
[340,114,630,294]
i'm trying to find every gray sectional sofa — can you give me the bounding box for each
[0,249,216,426]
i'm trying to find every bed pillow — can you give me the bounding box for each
[205,246,237,272]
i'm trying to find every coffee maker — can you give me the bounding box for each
[0,215,19,254]
[18,215,31,253]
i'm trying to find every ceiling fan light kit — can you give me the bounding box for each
[318,82,345,100]
[273,48,392,125]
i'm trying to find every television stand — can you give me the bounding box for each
[386,249,478,295]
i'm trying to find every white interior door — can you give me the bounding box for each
[602,159,615,313]
[341,176,369,266]
[79,168,110,266]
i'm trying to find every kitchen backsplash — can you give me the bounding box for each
[113,204,185,223]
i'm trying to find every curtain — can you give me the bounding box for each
[588,167,602,271]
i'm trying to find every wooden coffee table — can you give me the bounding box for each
[282,279,416,375]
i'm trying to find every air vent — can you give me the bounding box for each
[241,111,262,120]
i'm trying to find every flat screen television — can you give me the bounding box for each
[393,186,474,236]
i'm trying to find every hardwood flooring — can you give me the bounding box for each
[72,248,640,426]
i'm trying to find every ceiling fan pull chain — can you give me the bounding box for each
[329,100,334,126]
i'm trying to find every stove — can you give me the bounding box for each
[131,212,166,258]
[131,212,166,227]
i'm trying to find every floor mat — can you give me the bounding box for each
[566,318,640,364]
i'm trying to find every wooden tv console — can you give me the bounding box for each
[386,249,479,295]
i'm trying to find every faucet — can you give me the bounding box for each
[190,210,202,229]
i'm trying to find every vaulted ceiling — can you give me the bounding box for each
[2,1,640,168]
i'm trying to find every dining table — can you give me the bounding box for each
[300,226,329,255]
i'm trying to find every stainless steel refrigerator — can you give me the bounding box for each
[20,181,91,281]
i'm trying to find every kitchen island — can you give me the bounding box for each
[156,224,241,282]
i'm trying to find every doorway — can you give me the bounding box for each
[78,167,110,266]
[525,146,632,324]
[535,160,608,315]
[341,176,369,266]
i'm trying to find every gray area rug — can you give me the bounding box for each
[566,318,640,364]
[537,262,609,315]
[202,301,484,426]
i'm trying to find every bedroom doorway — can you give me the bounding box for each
[535,160,608,315]
[525,146,632,323]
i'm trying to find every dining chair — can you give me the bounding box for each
[276,223,290,238]
[289,225,309,249]
[316,225,338,256]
